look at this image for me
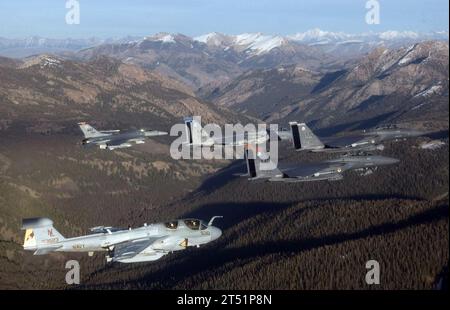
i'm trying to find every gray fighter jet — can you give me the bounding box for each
[244,149,399,182]
[288,122,427,153]
[22,217,222,263]
[184,117,269,147]
[78,122,168,150]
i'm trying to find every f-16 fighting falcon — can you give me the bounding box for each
[183,116,270,147]
[22,217,222,263]
[78,122,168,150]
[287,122,428,153]
[244,149,399,182]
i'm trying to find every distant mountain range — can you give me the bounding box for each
[200,41,449,131]
[73,32,333,89]
[1,29,447,89]
[195,29,448,54]
[1,29,448,57]
[0,29,448,132]
[0,36,142,58]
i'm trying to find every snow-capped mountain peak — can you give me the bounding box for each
[194,32,226,45]
[193,32,287,55]
[233,33,286,55]
[145,33,176,43]
[378,30,419,40]
[288,28,349,43]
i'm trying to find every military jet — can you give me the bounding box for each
[22,217,222,263]
[287,122,428,153]
[244,149,399,182]
[78,122,168,150]
[184,117,270,147]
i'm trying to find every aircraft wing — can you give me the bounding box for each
[279,162,335,178]
[367,133,389,142]
[276,162,346,182]
[106,138,133,146]
[143,130,168,137]
[325,135,373,148]
[33,245,63,255]
[112,237,163,261]
[92,139,112,145]
[99,130,120,134]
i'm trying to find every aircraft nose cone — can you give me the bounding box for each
[210,227,222,241]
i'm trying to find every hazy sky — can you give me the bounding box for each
[0,0,448,38]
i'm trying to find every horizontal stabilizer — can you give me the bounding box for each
[33,245,62,255]
[143,130,168,137]
[99,130,120,134]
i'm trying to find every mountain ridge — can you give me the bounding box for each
[200,40,449,131]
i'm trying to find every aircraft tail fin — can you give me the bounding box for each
[289,122,324,150]
[245,148,258,178]
[244,148,280,179]
[22,218,65,253]
[78,122,108,138]
[184,117,210,145]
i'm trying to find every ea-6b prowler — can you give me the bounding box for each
[22,217,222,263]
[286,122,428,154]
[78,122,168,150]
[244,149,399,182]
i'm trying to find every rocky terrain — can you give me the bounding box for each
[202,41,449,131]
[0,53,242,135]
[74,33,331,89]
[197,65,323,119]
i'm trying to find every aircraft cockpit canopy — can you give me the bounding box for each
[184,219,208,230]
[184,219,200,230]
[165,221,178,230]
[164,219,208,230]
